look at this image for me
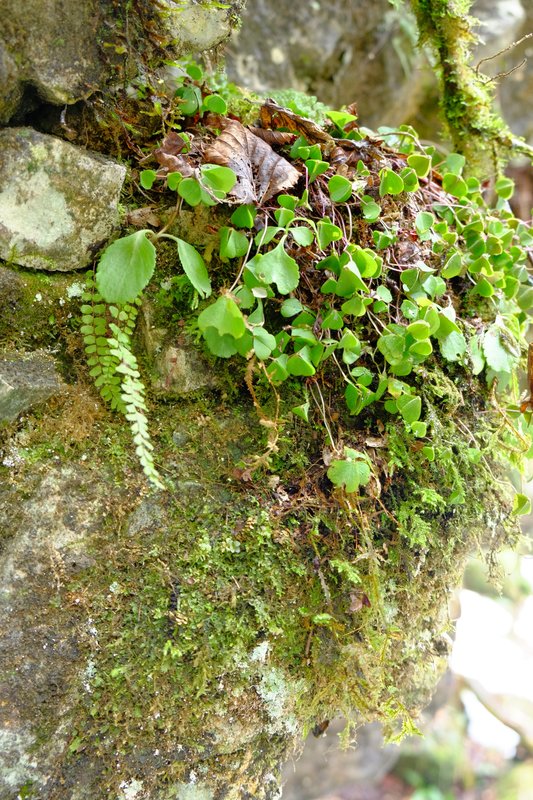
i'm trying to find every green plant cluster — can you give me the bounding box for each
[82,65,533,520]
[80,276,162,488]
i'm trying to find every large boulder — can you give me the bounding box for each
[0,128,125,271]
[0,351,63,423]
[0,0,244,125]
[0,0,105,125]
[225,0,423,129]
[226,0,531,143]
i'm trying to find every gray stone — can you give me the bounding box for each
[155,344,217,394]
[474,0,526,50]
[0,0,105,124]
[164,0,242,52]
[282,721,398,800]
[492,0,533,144]
[0,466,110,799]
[225,0,424,129]
[0,128,126,271]
[138,302,217,394]
[0,351,63,423]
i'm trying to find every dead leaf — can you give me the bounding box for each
[152,131,195,176]
[259,99,333,146]
[349,591,371,613]
[248,127,295,147]
[125,206,162,228]
[204,119,300,204]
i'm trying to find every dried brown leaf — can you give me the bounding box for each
[152,131,195,176]
[125,206,161,228]
[204,119,300,204]
[259,99,333,145]
[248,127,295,147]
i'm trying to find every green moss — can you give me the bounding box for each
[410,0,510,171]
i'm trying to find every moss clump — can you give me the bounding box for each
[409,0,530,170]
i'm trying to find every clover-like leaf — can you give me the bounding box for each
[198,296,246,339]
[252,241,300,294]
[219,227,249,259]
[379,168,404,196]
[439,330,466,361]
[482,326,512,373]
[328,175,353,203]
[327,448,371,493]
[396,394,422,424]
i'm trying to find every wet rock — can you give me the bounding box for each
[0,351,63,423]
[0,128,125,271]
[0,0,105,124]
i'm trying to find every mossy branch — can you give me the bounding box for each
[408,0,531,172]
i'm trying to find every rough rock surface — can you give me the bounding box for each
[0,0,105,124]
[0,128,125,271]
[493,0,533,144]
[0,0,243,125]
[165,0,243,52]
[225,0,423,129]
[0,466,110,799]
[0,351,63,423]
[226,0,531,142]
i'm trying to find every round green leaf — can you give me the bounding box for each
[441,251,463,279]
[415,211,434,235]
[328,175,353,203]
[512,493,531,516]
[96,231,156,304]
[406,320,431,340]
[400,167,419,192]
[439,331,467,362]
[306,159,330,182]
[361,196,381,221]
[253,328,277,360]
[167,172,183,191]
[202,94,227,114]
[317,220,343,249]
[231,204,257,228]
[407,154,431,178]
[379,169,404,196]
[201,164,237,194]
[495,176,514,200]
[287,347,316,376]
[280,298,304,317]
[442,173,468,199]
[327,452,371,493]
[290,226,315,247]
[203,328,238,358]
[254,241,300,294]
[176,85,201,115]
[178,177,203,206]
[396,394,421,424]
[219,227,249,259]
[198,296,246,339]
[140,169,157,190]
[185,63,203,81]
